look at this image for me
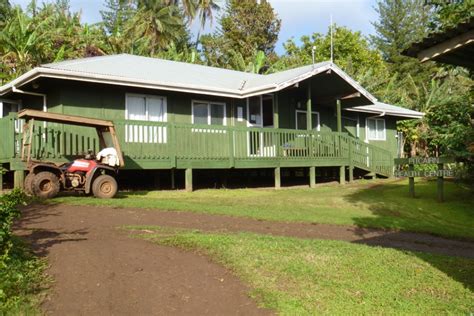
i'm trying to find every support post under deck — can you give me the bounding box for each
[0,167,3,191]
[309,166,316,188]
[185,168,193,192]
[171,169,176,189]
[349,167,354,183]
[274,167,281,189]
[14,170,25,189]
[339,166,345,185]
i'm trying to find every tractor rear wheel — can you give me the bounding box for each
[32,171,60,199]
[92,175,117,199]
[24,173,34,196]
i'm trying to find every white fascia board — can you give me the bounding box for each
[345,107,424,119]
[0,62,380,102]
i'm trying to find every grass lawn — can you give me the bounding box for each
[128,226,474,315]
[51,179,474,240]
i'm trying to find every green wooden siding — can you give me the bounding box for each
[0,113,394,177]
[0,80,403,178]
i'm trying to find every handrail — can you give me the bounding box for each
[1,113,393,176]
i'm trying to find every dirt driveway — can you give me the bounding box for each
[14,203,474,315]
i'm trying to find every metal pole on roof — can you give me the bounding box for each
[330,15,334,63]
[312,46,316,68]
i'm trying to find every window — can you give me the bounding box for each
[295,110,320,131]
[125,94,167,143]
[192,101,226,126]
[366,118,386,140]
[126,94,167,122]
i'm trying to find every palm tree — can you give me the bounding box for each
[0,8,49,79]
[164,0,220,28]
[128,3,185,55]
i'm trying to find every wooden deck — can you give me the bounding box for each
[0,113,394,178]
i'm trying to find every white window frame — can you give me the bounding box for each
[125,93,167,122]
[366,117,386,141]
[191,100,227,126]
[295,109,321,131]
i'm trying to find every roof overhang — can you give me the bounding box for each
[403,17,474,69]
[345,105,424,119]
[0,63,377,104]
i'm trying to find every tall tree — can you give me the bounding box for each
[100,0,135,35]
[201,0,281,72]
[428,0,474,31]
[371,0,430,66]
[271,26,387,79]
[165,0,220,28]
[0,0,11,24]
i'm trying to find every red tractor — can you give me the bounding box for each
[18,110,125,199]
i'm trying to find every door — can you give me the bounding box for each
[247,96,262,156]
[247,95,275,157]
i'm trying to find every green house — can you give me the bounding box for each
[0,54,422,190]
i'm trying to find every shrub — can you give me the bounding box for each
[0,189,26,267]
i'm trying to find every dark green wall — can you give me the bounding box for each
[41,80,400,158]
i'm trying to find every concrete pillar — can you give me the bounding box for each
[309,166,316,188]
[14,170,25,189]
[339,166,345,185]
[349,167,354,183]
[185,168,193,192]
[274,167,281,189]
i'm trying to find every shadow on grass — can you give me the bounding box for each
[345,179,474,292]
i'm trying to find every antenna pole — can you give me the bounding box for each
[330,15,334,63]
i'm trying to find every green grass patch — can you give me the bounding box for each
[52,179,474,240]
[0,237,48,315]
[129,227,474,315]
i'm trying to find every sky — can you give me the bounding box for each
[10,0,379,54]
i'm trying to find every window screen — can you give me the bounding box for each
[192,101,226,126]
[210,103,225,126]
[127,96,146,121]
[367,118,386,140]
[193,102,208,125]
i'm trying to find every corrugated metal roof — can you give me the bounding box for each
[0,54,367,99]
[43,54,264,92]
[345,102,424,118]
[0,54,423,118]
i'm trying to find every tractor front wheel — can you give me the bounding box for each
[92,175,118,199]
[24,173,34,196]
[32,171,60,199]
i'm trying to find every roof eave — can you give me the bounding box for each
[345,107,424,119]
[0,62,379,103]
